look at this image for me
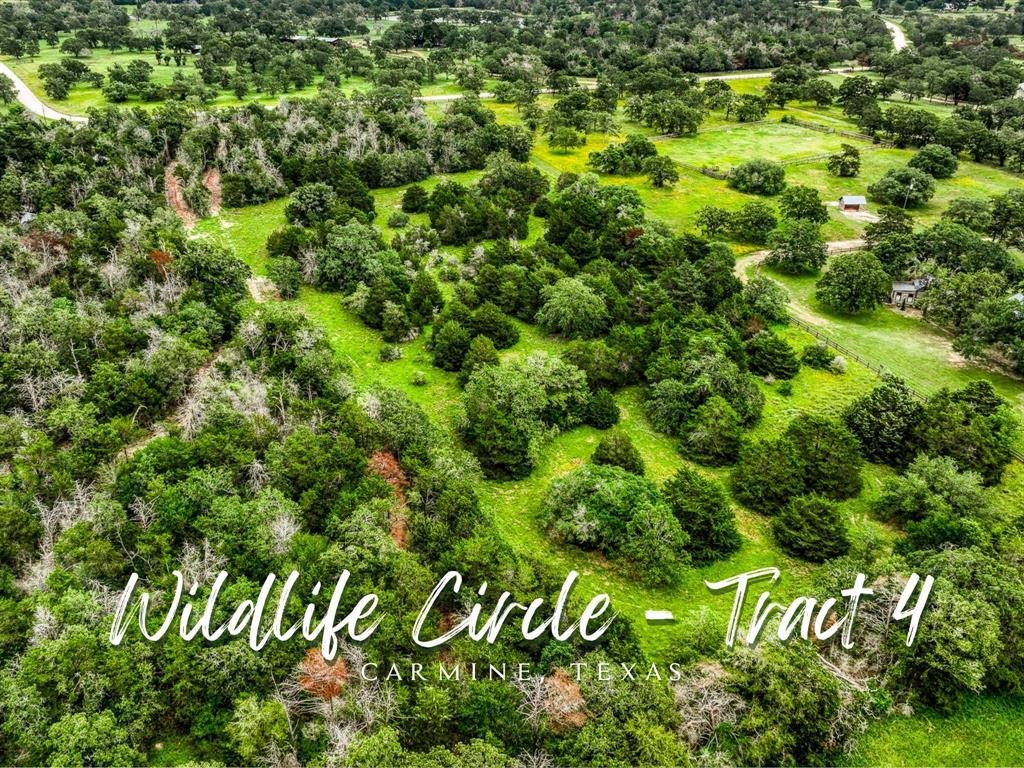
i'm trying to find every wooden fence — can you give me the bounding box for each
[786,314,1024,463]
[785,117,883,144]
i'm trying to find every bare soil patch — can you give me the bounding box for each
[164,162,197,228]
[203,167,222,215]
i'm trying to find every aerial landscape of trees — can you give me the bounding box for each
[1,0,1023,765]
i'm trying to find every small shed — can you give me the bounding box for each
[890,278,930,308]
[838,195,867,211]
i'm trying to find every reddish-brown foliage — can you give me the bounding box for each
[544,668,588,731]
[367,451,410,548]
[298,648,349,700]
[623,226,645,245]
[149,249,173,278]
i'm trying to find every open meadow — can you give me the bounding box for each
[0,36,484,115]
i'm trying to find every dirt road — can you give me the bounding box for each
[733,239,867,280]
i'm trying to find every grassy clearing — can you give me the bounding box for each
[846,694,1024,767]
[529,142,861,243]
[198,158,1021,759]
[477,392,822,660]
[511,98,1022,244]
[656,121,871,168]
[1,39,478,114]
[759,262,1024,419]
[197,190,899,659]
[2,43,317,114]
[756,259,1024,515]
[784,149,1024,227]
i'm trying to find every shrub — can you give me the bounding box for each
[663,467,741,564]
[729,642,844,766]
[621,501,691,586]
[402,184,430,213]
[843,376,923,467]
[541,464,688,585]
[432,320,472,371]
[408,270,444,327]
[285,182,338,226]
[731,437,805,514]
[683,395,742,465]
[785,414,863,500]
[644,378,693,435]
[470,302,520,349]
[462,365,547,478]
[746,332,800,379]
[381,301,411,342]
[913,381,1018,485]
[800,342,835,369]
[521,352,590,430]
[908,143,958,179]
[592,431,645,475]
[873,454,986,526]
[535,278,609,339]
[379,345,403,362]
[266,224,312,260]
[743,274,790,323]
[458,335,500,387]
[586,388,620,429]
[267,257,302,299]
[729,159,786,196]
[387,211,410,228]
[772,494,850,561]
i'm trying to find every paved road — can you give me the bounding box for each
[0,62,87,122]
[883,19,908,52]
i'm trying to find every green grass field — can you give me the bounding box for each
[657,121,871,168]
[758,261,1024,419]
[0,38,482,115]
[195,194,898,660]
[182,83,1024,762]
[490,88,1022,244]
[846,694,1024,767]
